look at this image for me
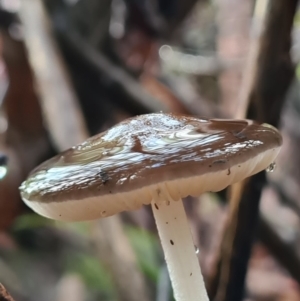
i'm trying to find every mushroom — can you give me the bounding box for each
[19,113,282,301]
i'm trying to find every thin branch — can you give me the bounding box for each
[59,30,170,114]
[257,217,300,284]
[92,216,152,301]
[18,2,152,300]
[208,1,298,301]
[18,0,89,150]
[269,181,300,219]
[0,283,15,301]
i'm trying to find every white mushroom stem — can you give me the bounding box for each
[151,199,209,301]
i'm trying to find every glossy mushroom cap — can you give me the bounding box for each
[20,113,282,221]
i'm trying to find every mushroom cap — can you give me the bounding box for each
[20,113,282,221]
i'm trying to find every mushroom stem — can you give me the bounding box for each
[151,199,209,301]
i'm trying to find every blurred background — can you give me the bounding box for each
[0,0,300,300]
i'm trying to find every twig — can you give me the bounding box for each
[57,28,219,117]
[235,0,269,119]
[208,1,298,301]
[208,189,300,297]
[257,217,300,284]
[216,0,253,117]
[92,216,151,301]
[0,284,15,301]
[19,2,152,301]
[248,1,297,125]
[18,0,89,150]
[59,30,169,114]
[168,0,204,35]
[269,181,300,219]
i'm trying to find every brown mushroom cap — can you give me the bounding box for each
[20,113,282,221]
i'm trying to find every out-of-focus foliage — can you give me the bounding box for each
[125,226,161,282]
[64,254,115,298]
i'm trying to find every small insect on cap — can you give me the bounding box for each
[20,113,282,221]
